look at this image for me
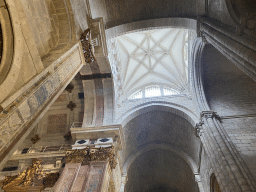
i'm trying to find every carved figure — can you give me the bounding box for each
[2,159,44,191]
[66,146,117,169]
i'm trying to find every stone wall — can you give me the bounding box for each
[222,118,256,180]
[208,0,236,27]
[202,44,256,186]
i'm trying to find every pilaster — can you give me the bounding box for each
[199,111,255,191]
[54,124,123,192]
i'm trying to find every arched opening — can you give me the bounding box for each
[125,149,199,192]
[210,174,221,192]
[121,106,201,192]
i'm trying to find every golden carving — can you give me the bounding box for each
[2,159,44,192]
[66,146,117,169]
[2,159,59,192]
[80,29,96,64]
[66,148,88,163]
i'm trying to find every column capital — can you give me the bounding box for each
[200,111,218,120]
[195,121,204,137]
[66,146,117,169]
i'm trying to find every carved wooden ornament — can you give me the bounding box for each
[66,146,117,169]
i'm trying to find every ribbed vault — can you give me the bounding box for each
[109,28,188,100]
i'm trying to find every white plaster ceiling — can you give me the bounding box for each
[109,28,189,99]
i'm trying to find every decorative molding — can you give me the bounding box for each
[80,73,111,80]
[2,159,44,192]
[66,146,117,169]
[90,17,108,57]
[195,121,204,137]
[67,101,76,111]
[220,113,256,119]
[80,28,96,64]
[200,111,217,120]
[65,84,74,93]
[31,134,40,144]
[2,159,60,191]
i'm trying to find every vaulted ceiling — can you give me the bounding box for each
[110,28,188,98]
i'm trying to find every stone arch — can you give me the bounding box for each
[0,0,24,102]
[119,104,202,191]
[119,102,199,128]
[210,173,222,192]
[122,142,198,176]
[124,146,200,192]
[0,0,13,86]
[105,18,196,39]
[225,0,256,28]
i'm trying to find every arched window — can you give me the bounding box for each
[211,174,221,192]
[145,86,161,98]
[163,87,180,96]
[128,85,180,100]
[128,90,142,100]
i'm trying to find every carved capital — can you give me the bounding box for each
[200,111,217,120]
[195,121,204,137]
[65,146,117,169]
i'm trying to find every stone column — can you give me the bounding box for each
[199,111,255,192]
[54,146,116,192]
[119,174,127,192]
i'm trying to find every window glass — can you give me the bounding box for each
[145,86,161,97]
[163,88,179,96]
[128,90,142,100]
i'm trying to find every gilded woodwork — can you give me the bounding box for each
[2,159,59,192]
[2,159,44,192]
[66,146,117,169]
[80,29,96,64]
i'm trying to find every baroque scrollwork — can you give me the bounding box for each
[2,159,44,191]
[80,29,96,64]
[195,121,204,137]
[66,146,117,169]
[200,111,217,120]
[2,159,60,192]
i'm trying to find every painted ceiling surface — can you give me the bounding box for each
[109,28,188,99]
